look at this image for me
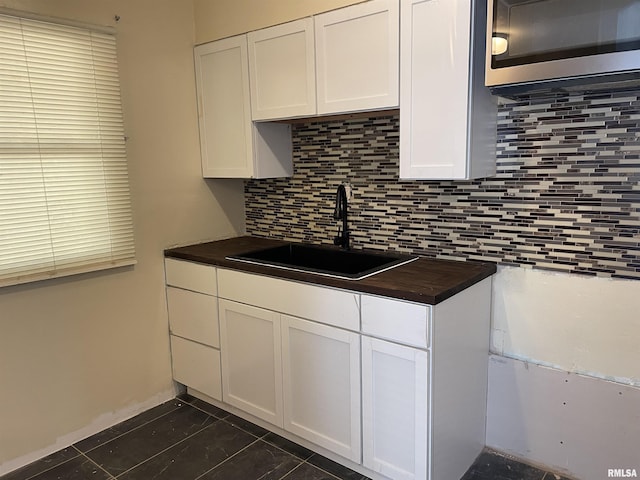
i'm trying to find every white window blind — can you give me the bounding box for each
[0,13,135,287]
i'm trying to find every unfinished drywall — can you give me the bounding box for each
[492,266,640,385]
[486,355,640,480]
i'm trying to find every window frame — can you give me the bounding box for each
[0,10,136,288]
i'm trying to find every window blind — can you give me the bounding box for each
[0,13,135,287]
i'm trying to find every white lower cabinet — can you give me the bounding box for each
[282,315,361,462]
[362,336,429,480]
[219,299,283,427]
[194,35,293,179]
[217,297,361,461]
[165,260,491,480]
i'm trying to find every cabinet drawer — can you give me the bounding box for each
[361,295,430,348]
[170,335,222,401]
[165,258,217,295]
[217,268,360,331]
[167,287,219,347]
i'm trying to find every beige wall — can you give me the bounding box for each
[194,0,366,43]
[0,0,244,473]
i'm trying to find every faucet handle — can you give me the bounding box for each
[334,185,345,220]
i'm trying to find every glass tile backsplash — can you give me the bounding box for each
[245,89,640,279]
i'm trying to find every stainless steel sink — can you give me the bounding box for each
[226,243,418,280]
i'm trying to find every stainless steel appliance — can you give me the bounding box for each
[485,0,640,95]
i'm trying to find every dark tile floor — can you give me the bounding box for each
[460,451,574,480]
[1,395,573,480]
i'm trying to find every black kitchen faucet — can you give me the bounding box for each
[333,183,350,250]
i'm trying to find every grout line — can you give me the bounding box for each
[183,400,302,447]
[259,462,300,480]
[176,398,365,480]
[178,396,230,421]
[275,462,305,480]
[260,436,313,462]
[192,438,262,480]
[0,400,197,480]
[220,416,269,440]
[76,451,116,480]
[167,399,358,480]
[110,418,216,479]
[77,401,184,455]
[2,449,114,480]
[296,459,344,480]
[4,450,83,480]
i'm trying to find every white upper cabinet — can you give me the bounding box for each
[248,18,316,120]
[399,0,496,180]
[194,36,292,178]
[245,0,399,121]
[194,36,251,178]
[315,0,399,115]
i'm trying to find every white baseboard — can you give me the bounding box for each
[0,388,177,477]
[486,355,640,480]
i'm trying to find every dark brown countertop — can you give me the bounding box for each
[164,236,496,305]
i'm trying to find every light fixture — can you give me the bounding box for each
[491,35,508,55]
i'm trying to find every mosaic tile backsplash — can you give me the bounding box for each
[245,89,640,279]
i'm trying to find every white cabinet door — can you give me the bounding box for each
[248,18,316,120]
[219,299,283,427]
[194,37,293,178]
[362,336,429,480]
[282,315,361,463]
[399,0,469,180]
[315,0,399,115]
[194,36,254,178]
[399,0,495,180]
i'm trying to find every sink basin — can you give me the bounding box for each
[226,243,418,280]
